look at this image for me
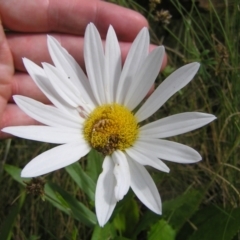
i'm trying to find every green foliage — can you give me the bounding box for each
[4,163,30,185]
[162,190,203,231]
[86,149,104,183]
[45,182,97,227]
[65,162,96,202]
[131,190,203,239]
[0,192,25,240]
[70,226,79,240]
[178,206,240,240]
[4,163,97,228]
[113,198,140,236]
[44,182,73,214]
[132,211,161,238]
[91,223,116,240]
[148,219,176,240]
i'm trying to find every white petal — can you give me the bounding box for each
[104,25,121,102]
[128,157,162,214]
[124,46,165,110]
[126,147,169,173]
[136,138,202,163]
[136,63,200,122]
[21,140,90,177]
[140,112,216,138]
[42,63,83,108]
[95,156,117,227]
[116,28,149,104]
[84,23,105,104]
[2,126,82,144]
[23,58,76,114]
[47,36,96,109]
[13,95,83,129]
[112,150,130,201]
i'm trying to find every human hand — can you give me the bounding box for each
[0,0,167,138]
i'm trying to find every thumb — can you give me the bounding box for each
[0,16,14,127]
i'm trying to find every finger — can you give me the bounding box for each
[4,51,166,138]
[11,73,49,103]
[10,47,166,106]
[0,17,14,124]
[2,83,154,139]
[0,104,40,139]
[0,0,148,41]
[2,83,155,139]
[7,33,167,72]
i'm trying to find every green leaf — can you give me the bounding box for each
[4,164,75,225]
[65,162,96,202]
[114,237,132,240]
[46,182,97,227]
[28,236,41,240]
[71,225,78,240]
[86,149,103,183]
[148,219,176,240]
[0,192,25,240]
[132,211,161,238]
[4,164,97,227]
[44,183,72,214]
[162,65,176,77]
[187,206,240,240]
[4,164,30,185]
[4,164,70,215]
[91,223,116,240]
[162,190,203,231]
[113,198,139,236]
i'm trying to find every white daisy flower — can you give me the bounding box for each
[2,23,216,226]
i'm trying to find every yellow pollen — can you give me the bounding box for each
[83,103,139,155]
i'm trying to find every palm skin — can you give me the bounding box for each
[0,0,167,138]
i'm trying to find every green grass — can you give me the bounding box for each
[1,0,239,239]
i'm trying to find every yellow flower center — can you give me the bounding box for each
[83,103,139,155]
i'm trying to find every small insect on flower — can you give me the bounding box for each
[2,23,216,227]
